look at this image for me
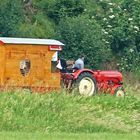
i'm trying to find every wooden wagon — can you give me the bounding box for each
[0,37,64,92]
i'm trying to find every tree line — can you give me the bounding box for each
[0,0,140,71]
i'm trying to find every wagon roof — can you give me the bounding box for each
[0,37,64,46]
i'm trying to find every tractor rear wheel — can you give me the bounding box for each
[73,72,97,96]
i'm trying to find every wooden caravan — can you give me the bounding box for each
[0,37,64,92]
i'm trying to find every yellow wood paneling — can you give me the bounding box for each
[0,44,61,90]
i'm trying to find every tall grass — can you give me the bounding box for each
[123,72,140,96]
[0,87,140,134]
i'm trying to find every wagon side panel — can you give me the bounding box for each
[3,44,61,90]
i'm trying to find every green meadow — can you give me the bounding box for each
[0,82,139,139]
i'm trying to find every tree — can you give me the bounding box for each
[33,0,86,23]
[0,0,24,37]
[17,12,55,38]
[57,16,111,69]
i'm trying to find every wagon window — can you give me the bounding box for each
[20,59,31,76]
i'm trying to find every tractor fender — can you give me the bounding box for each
[72,69,94,80]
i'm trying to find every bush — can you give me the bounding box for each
[117,46,140,72]
[91,0,140,71]
[57,16,111,69]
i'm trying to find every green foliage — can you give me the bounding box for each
[92,0,140,71]
[57,16,111,69]
[17,12,55,38]
[33,0,86,23]
[0,0,140,71]
[0,0,24,37]
[117,47,140,71]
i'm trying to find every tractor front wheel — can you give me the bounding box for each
[115,87,125,98]
[73,72,97,96]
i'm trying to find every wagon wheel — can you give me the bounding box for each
[115,87,125,98]
[73,72,97,96]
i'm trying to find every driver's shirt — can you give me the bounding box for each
[74,58,84,69]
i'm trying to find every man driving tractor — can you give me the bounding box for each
[56,55,85,72]
[73,55,85,70]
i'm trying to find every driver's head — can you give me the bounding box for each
[80,55,85,61]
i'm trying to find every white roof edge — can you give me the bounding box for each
[0,37,64,46]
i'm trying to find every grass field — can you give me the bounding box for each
[0,79,139,139]
[0,132,140,140]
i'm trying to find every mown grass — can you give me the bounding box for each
[0,132,140,140]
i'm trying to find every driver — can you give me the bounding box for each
[73,55,85,70]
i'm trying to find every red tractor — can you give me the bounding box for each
[60,60,125,97]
